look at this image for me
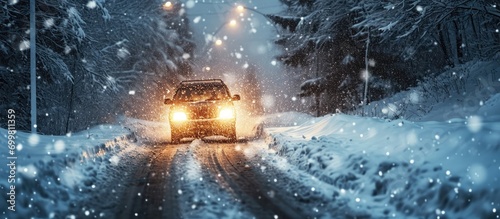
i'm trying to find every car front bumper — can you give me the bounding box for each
[170,118,235,138]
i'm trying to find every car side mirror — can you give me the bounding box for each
[232,94,240,101]
[164,98,173,105]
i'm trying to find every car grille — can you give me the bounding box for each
[189,103,218,119]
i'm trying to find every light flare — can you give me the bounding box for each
[219,107,235,119]
[172,111,188,121]
[163,1,173,10]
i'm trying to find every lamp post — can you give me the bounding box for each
[30,0,36,133]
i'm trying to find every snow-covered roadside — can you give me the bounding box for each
[354,58,500,122]
[260,107,500,218]
[0,125,140,218]
[247,58,500,217]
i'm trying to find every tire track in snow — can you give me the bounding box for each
[197,142,307,219]
[117,145,180,218]
[174,139,253,218]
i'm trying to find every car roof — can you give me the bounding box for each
[179,79,224,85]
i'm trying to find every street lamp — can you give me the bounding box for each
[228,19,237,27]
[234,4,279,32]
[162,1,173,10]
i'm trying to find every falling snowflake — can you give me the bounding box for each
[467,115,482,132]
[54,140,65,153]
[19,40,30,51]
[64,45,72,54]
[109,155,120,166]
[193,16,201,24]
[185,0,195,8]
[44,18,55,28]
[28,134,40,146]
[117,47,130,59]
[86,1,97,9]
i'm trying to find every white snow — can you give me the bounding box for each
[247,104,499,217]
[251,59,500,218]
[0,125,139,218]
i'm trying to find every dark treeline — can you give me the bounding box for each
[269,0,500,114]
[0,0,194,134]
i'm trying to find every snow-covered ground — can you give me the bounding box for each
[1,60,499,218]
[253,59,500,218]
[259,110,499,218]
[0,125,141,218]
[354,58,500,122]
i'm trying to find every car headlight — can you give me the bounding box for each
[171,111,188,121]
[218,107,235,119]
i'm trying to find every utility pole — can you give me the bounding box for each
[30,0,37,133]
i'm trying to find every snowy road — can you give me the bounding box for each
[108,139,334,219]
[117,143,179,218]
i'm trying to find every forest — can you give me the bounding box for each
[270,0,499,114]
[1,0,195,134]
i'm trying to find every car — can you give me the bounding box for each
[164,79,240,143]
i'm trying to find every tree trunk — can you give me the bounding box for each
[447,22,460,66]
[65,83,75,134]
[363,29,370,108]
[315,92,320,117]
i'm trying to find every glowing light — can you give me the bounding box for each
[229,19,237,27]
[163,1,173,10]
[219,108,235,119]
[215,39,223,46]
[236,5,245,12]
[172,111,187,121]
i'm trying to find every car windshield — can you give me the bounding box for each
[173,83,230,101]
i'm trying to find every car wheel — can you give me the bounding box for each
[171,131,181,144]
[227,127,237,142]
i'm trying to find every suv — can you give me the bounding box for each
[164,79,240,143]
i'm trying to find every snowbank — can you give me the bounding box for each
[355,59,500,122]
[264,112,500,218]
[0,125,137,218]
